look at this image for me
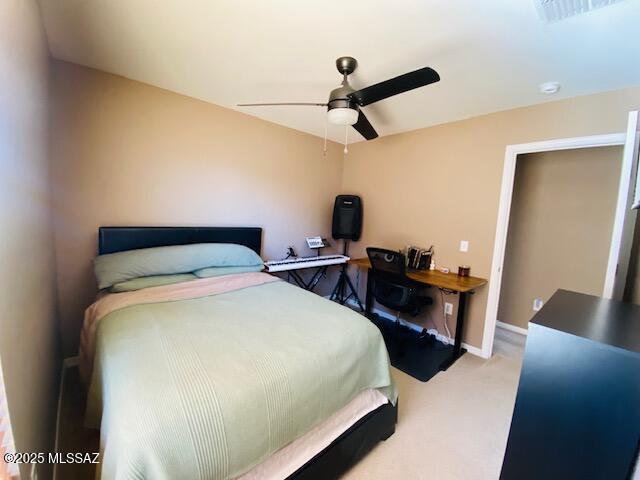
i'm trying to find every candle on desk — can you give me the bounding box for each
[458,265,470,277]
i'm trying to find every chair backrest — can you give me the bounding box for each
[366,247,406,277]
[366,247,416,312]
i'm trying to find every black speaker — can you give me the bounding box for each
[332,195,362,241]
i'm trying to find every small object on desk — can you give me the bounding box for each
[418,249,432,270]
[439,267,450,274]
[406,245,433,270]
[458,265,470,277]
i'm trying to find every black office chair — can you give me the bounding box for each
[366,247,433,334]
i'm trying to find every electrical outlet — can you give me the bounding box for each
[459,240,469,252]
[444,302,454,315]
[533,298,544,311]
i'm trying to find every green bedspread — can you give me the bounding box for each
[86,279,396,480]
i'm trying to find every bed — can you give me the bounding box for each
[81,226,397,480]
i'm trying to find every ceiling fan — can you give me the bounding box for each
[238,56,440,141]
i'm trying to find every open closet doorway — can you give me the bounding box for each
[483,111,640,358]
[495,145,623,357]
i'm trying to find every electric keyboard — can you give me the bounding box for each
[264,254,350,272]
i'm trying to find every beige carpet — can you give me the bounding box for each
[342,354,522,480]
[58,354,521,479]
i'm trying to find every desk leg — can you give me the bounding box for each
[441,290,469,370]
[452,291,468,359]
[365,268,374,318]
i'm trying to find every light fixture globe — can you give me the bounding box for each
[327,107,358,126]
[539,81,561,94]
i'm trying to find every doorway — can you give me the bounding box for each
[482,129,636,358]
[495,146,623,351]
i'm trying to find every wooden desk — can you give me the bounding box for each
[349,258,487,292]
[350,258,487,370]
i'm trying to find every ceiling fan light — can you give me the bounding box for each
[328,107,358,126]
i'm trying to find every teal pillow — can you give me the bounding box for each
[193,265,264,278]
[109,274,198,293]
[94,243,263,289]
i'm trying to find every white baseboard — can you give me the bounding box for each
[460,342,485,358]
[496,321,528,336]
[337,297,487,359]
[53,356,79,480]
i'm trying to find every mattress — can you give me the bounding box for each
[238,388,388,480]
[81,272,396,480]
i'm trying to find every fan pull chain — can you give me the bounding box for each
[323,116,328,157]
[343,125,349,155]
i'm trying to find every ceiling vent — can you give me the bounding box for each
[535,0,625,22]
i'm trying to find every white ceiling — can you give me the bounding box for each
[38,0,640,143]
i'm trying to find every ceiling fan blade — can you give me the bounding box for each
[237,102,327,107]
[348,67,440,107]
[352,110,378,140]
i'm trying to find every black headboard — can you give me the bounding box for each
[98,226,262,255]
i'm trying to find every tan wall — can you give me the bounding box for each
[497,147,623,330]
[343,87,640,349]
[49,60,345,356]
[49,57,640,353]
[0,1,60,478]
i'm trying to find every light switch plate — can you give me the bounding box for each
[459,240,469,252]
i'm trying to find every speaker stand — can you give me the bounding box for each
[330,241,364,312]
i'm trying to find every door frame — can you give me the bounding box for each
[482,132,627,358]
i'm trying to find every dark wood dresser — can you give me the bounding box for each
[500,289,640,480]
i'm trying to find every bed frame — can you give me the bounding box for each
[98,226,397,479]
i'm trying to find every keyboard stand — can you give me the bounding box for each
[288,265,330,292]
